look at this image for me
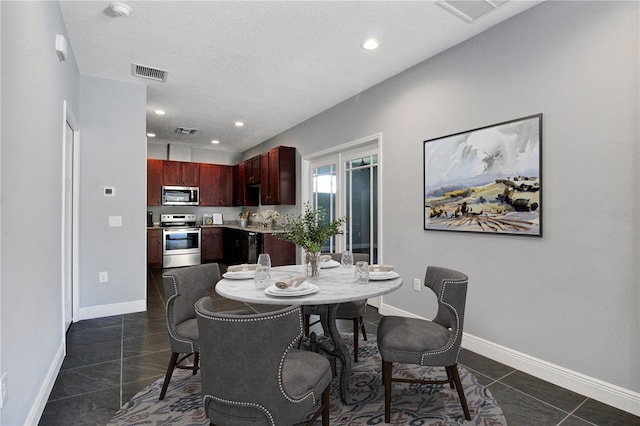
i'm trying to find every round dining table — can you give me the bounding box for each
[215,263,403,404]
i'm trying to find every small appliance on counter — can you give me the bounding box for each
[147,211,153,227]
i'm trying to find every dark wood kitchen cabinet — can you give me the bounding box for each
[224,228,248,265]
[147,229,162,269]
[147,159,163,206]
[201,227,224,262]
[263,233,296,266]
[233,163,259,206]
[163,160,200,186]
[244,155,261,185]
[200,164,233,206]
[260,146,296,205]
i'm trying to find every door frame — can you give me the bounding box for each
[62,100,80,334]
[302,133,384,307]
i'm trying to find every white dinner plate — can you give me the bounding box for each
[368,271,399,281]
[264,283,319,297]
[223,271,255,280]
[319,260,340,269]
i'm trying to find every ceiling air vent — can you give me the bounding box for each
[131,63,168,82]
[437,0,508,23]
[175,127,198,135]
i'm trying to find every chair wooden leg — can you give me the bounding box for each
[382,360,392,423]
[159,352,179,400]
[359,316,367,341]
[448,364,471,421]
[352,318,359,362]
[321,384,330,426]
[193,352,199,375]
[445,364,454,388]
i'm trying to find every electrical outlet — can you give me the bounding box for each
[413,278,421,292]
[99,271,109,283]
[1,372,7,408]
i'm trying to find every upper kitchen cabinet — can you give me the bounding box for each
[233,163,259,206]
[147,159,163,206]
[260,146,296,205]
[200,164,233,206]
[163,160,200,186]
[244,155,261,185]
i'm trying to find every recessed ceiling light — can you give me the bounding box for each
[211,140,220,144]
[361,38,380,50]
[154,109,165,115]
[234,121,244,127]
[146,133,156,137]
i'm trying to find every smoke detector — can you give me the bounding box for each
[110,2,131,17]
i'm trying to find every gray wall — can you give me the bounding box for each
[78,75,147,311]
[259,1,639,395]
[0,1,80,423]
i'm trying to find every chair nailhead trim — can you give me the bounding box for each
[163,274,196,353]
[420,278,467,365]
[204,395,275,426]
[198,307,318,407]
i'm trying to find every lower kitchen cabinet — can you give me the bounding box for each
[201,227,224,262]
[147,229,162,269]
[263,233,296,266]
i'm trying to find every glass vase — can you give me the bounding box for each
[305,251,321,278]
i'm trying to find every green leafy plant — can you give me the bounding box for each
[276,203,346,253]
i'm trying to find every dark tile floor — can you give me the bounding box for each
[39,268,639,426]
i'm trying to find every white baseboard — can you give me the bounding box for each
[378,301,640,416]
[78,299,146,321]
[26,341,65,425]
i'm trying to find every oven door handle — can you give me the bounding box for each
[163,227,201,234]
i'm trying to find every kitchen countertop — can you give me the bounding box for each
[147,224,286,234]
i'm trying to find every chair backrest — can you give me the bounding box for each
[163,264,221,353]
[425,266,468,359]
[326,252,370,263]
[195,299,319,425]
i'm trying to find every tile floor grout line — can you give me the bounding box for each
[555,397,597,426]
[493,377,587,419]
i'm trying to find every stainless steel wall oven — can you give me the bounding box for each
[161,214,201,268]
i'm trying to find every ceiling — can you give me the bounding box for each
[59,0,542,153]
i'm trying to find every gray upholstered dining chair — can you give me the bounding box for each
[195,298,332,426]
[304,252,370,362]
[159,263,222,400]
[377,266,471,422]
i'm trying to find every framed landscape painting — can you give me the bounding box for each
[423,114,542,236]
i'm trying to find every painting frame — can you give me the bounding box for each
[423,114,542,237]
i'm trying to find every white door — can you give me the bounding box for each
[307,137,381,306]
[63,105,78,332]
[309,147,379,261]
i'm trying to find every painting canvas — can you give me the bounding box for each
[424,114,542,236]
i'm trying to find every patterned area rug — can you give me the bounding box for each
[109,335,506,425]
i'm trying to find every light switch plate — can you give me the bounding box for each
[109,216,122,227]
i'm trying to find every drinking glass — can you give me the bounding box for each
[254,265,271,290]
[257,253,271,268]
[354,261,369,284]
[341,250,354,267]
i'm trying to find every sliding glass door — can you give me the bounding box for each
[308,139,379,263]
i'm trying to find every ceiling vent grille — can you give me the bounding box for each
[131,63,168,82]
[175,127,198,135]
[437,0,508,23]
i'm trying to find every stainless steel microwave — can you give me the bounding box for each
[162,186,200,206]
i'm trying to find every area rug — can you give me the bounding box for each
[109,335,506,425]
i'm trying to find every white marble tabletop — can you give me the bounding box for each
[216,264,403,305]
